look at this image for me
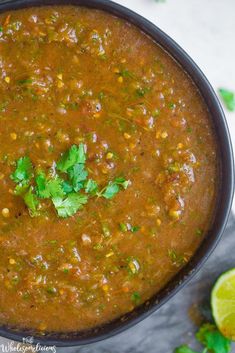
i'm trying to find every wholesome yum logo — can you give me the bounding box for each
[0,337,56,353]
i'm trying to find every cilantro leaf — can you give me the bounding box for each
[57,144,86,172]
[131,291,141,304]
[196,323,231,353]
[174,345,199,353]
[114,177,130,189]
[219,88,235,112]
[36,173,64,198]
[102,182,120,199]
[44,178,65,198]
[23,186,39,217]
[131,225,140,232]
[85,179,98,194]
[99,177,130,199]
[119,222,128,232]
[62,180,73,194]
[35,172,49,198]
[10,156,33,184]
[68,164,88,192]
[52,193,88,218]
[14,183,30,196]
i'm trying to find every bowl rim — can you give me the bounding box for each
[0,0,234,347]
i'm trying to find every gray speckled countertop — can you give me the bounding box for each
[0,0,235,352]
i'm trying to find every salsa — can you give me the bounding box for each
[0,6,218,332]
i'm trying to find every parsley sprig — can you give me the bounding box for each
[10,144,129,218]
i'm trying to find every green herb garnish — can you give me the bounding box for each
[131,291,141,304]
[57,144,86,172]
[85,179,98,194]
[17,78,33,85]
[174,346,199,353]
[168,249,185,267]
[196,324,231,353]
[136,87,150,97]
[23,186,39,217]
[102,223,111,237]
[174,324,231,353]
[52,193,88,218]
[131,225,140,232]
[10,156,33,184]
[219,88,235,112]
[67,164,88,192]
[98,177,129,199]
[119,223,128,232]
[10,144,129,218]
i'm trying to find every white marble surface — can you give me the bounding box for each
[0,0,234,352]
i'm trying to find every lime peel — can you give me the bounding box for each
[212,268,235,340]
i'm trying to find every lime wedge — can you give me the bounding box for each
[211,268,235,340]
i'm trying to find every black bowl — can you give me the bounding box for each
[0,0,234,347]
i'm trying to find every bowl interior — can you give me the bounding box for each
[0,0,233,346]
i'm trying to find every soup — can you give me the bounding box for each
[0,6,218,332]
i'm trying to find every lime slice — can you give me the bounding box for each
[211,268,235,340]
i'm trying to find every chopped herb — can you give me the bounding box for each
[174,346,199,353]
[93,243,103,251]
[131,225,140,232]
[85,179,98,194]
[35,172,48,197]
[0,101,8,112]
[23,186,39,217]
[174,323,231,353]
[152,109,160,117]
[196,323,231,353]
[52,193,88,218]
[187,127,192,133]
[14,183,30,196]
[119,223,128,232]
[128,258,140,274]
[99,177,129,199]
[169,102,176,109]
[115,177,130,189]
[11,145,130,218]
[101,182,119,199]
[168,163,181,173]
[119,69,135,79]
[36,174,64,199]
[131,291,141,304]
[49,240,57,245]
[67,163,88,191]
[57,144,86,172]
[10,156,33,184]
[196,228,203,236]
[168,249,185,267]
[62,180,74,194]
[219,88,235,112]
[0,26,3,32]
[136,87,150,97]
[102,223,111,237]
[17,78,33,85]
[98,91,105,100]
[46,286,57,294]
